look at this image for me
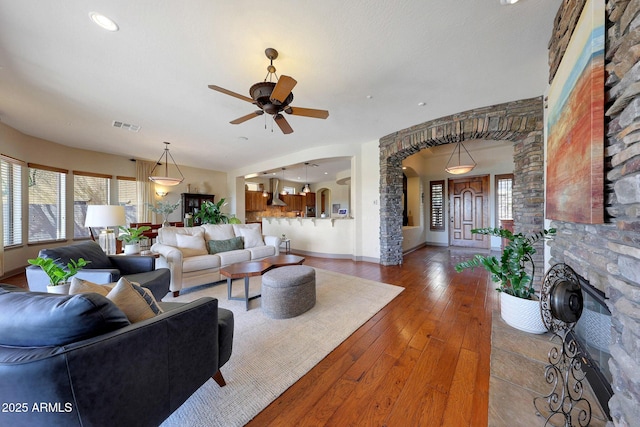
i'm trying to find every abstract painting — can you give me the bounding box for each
[546,0,605,224]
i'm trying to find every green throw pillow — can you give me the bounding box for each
[207,236,244,254]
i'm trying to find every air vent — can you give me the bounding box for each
[112,121,141,132]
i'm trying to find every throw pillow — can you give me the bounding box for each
[236,227,265,248]
[175,232,208,257]
[207,236,244,254]
[106,277,163,323]
[69,277,111,296]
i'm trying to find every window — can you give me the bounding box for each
[496,174,513,226]
[1,155,24,247]
[430,180,445,231]
[73,171,111,238]
[117,176,137,224]
[28,164,67,243]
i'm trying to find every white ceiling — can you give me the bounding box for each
[0,0,560,183]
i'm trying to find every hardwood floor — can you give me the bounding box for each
[249,246,498,427]
[3,245,497,426]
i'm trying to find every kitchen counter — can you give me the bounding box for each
[262,217,354,259]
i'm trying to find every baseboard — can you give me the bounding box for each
[291,249,379,264]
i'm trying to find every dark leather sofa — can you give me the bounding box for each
[0,284,234,427]
[25,240,171,301]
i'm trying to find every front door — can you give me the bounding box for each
[449,175,490,248]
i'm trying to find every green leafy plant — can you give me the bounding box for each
[27,257,90,286]
[195,198,229,224]
[117,225,151,244]
[228,214,242,224]
[454,227,556,299]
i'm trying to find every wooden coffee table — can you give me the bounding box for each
[219,255,305,310]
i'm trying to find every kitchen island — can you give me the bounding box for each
[262,217,354,259]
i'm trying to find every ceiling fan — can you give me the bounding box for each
[208,48,329,134]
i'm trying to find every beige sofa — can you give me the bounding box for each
[151,224,281,296]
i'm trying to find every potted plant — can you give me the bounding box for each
[455,227,556,334]
[27,257,90,294]
[117,225,152,255]
[148,200,181,227]
[195,198,229,224]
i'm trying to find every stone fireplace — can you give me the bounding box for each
[377,1,640,425]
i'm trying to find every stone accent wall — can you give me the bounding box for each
[548,0,640,425]
[378,97,544,266]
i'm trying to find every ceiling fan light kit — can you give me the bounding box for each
[148,142,185,186]
[208,48,329,134]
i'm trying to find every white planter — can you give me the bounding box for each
[500,291,548,334]
[47,283,71,295]
[124,243,141,255]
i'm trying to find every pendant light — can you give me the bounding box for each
[280,168,288,195]
[149,142,185,186]
[302,162,311,194]
[444,140,477,175]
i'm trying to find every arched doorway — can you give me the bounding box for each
[378,97,545,266]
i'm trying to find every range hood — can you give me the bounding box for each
[269,178,287,206]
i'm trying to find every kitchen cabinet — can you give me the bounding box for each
[245,190,268,212]
[305,192,316,207]
[181,193,215,224]
[281,194,305,212]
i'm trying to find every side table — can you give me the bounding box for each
[280,239,291,254]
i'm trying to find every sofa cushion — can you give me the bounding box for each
[182,254,221,273]
[234,227,264,248]
[207,236,244,254]
[157,226,205,247]
[38,240,112,269]
[0,287,130,347]
[175,232,208,257]
[247,245,276,259]
[202,224,235,241]
[218,249,251,266]
[69,277,112,296]
[106,277,163,323]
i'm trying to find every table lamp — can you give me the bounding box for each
[84,205,126,254]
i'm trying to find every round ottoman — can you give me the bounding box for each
[261,265,316,319]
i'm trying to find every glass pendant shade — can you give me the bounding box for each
[149,142,184,186]
[444,141,477,175]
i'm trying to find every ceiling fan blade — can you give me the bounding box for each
[230,110,264,124]
[274,114,294,134]
[208,85,254,103]
[270,75,297,103]
[286,106,329,119]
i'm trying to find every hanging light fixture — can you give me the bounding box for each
[444,140,477,175]
[149,142,185,186]
[280,168,288,195]
[302,162,311,194]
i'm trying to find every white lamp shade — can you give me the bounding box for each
[84,205,126,227]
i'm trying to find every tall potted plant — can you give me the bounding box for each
[117,225,151,254]
[455,227,555,333]
[195,198,229,224]
[27,257,90,294]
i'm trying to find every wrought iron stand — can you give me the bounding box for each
[534,263,591,427]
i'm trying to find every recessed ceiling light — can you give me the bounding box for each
[418,102,426,107]
[500,0,519,4]
[366,95,373,99]
[89,12,119,31]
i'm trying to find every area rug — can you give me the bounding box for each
[160,268,403,427]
